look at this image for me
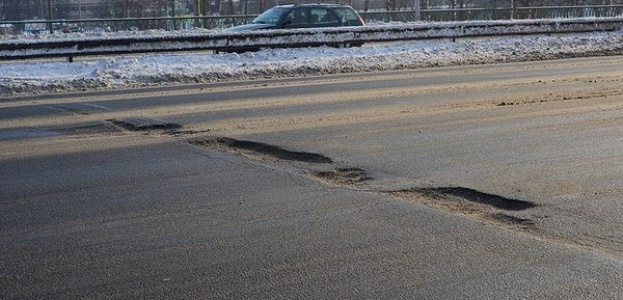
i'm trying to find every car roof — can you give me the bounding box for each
[275,3,354,8]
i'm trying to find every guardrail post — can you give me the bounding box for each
[170,0,177,30]
[48,0,54,34]
[414,0,421,21]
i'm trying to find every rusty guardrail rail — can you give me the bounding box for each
[1,17,621,61]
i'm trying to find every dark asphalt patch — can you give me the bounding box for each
[108,118,182,131]
[0,122,121,141]
[190,137,333,164]
[405,187,537,211]
[47,103,112,115]
[0,129,60,141]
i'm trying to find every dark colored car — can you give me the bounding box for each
[227,3,365,32]
[217,3,365,52]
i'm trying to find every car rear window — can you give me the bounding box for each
[332,7,361,22]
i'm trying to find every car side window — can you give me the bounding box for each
[310,8,339,25]
[286,8,309,25]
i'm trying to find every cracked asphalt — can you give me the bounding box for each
[3,56,623,298]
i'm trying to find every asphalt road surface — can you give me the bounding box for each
[3,56,623,299]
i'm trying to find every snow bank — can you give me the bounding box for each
[1,30,623,96]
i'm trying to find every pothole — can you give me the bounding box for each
[189,137,333,164]
[486,213,535,228]
[391,187,537,230]
[188,135,538,232]
[168,129,212,137]
[108,118,182,132]
[405,187,537,211]
[309,167,372,185]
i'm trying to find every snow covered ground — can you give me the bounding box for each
[2,29,623,96]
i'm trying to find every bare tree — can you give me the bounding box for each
[3,0,32,20]
[0,0,10,20]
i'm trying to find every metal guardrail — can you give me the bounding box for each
[2,5,623,32]
[1,18,622,61]
[363,5,623,23]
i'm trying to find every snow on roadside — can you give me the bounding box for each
[0,28,218,42]
[2,30,623,97]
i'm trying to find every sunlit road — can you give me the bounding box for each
[3,56,623,299]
